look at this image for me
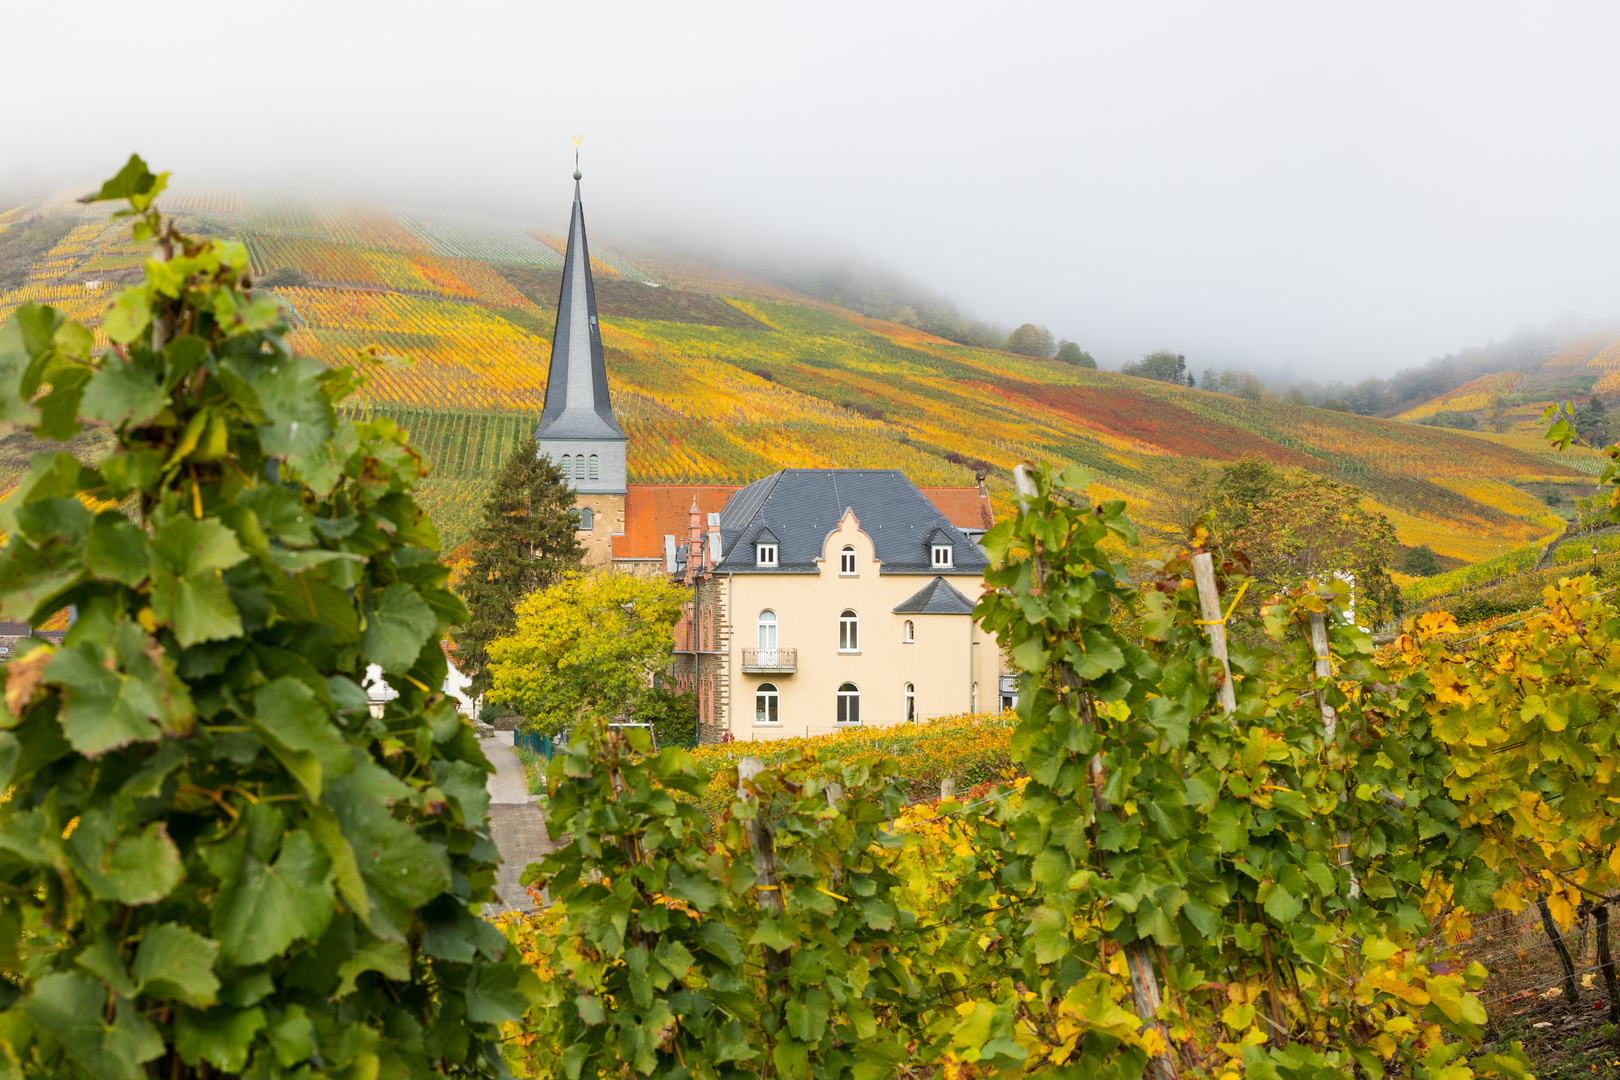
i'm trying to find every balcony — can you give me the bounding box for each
[742,647,797,674]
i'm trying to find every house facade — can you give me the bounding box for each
[530,170,1006,740]
[670,469,1004,742]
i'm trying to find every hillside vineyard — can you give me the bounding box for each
[0,186,1596,566]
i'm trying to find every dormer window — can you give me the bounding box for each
[756,543,778,567]
[932,543,953,568]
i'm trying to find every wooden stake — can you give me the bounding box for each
[738,757,789,980]
[1125,940,1180,1079]
[1190,553,1236,716]
[1309,610,1359,900]
[939,777,956,802]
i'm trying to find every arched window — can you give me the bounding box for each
[971,682,979,713]
[577,507,594,531]
[837,683,860,725]
[755,682,779,725]
[904,682,916,722]
[903,619,915,643]
[588,454,599,480]
[840,546,856,575]
[757,610,777,650]
[838,610,859,652]
[575,456,587,481]
[560,454,572,476]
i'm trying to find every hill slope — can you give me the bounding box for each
[0,188,1590,562]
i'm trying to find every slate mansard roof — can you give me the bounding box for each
[715,469,990,575]
[535,176,626,442]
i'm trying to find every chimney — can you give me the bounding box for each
[685,497,704,583]
[975,469,988,497]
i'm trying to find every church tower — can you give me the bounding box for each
[536,164,627,566]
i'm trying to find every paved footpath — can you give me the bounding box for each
[481,732,560,916]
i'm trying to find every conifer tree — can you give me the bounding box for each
[453,435,583,698]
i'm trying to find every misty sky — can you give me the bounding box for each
[5,2,1620,378]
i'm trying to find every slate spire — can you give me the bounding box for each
[537,171,624,442]
[535,163,627,494]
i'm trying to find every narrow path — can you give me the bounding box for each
[481,732,559,916]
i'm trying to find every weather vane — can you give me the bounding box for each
[573,135,583,180]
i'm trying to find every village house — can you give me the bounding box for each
[531,169,1008,740]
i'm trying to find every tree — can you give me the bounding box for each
[0,156,532,1078]
[1120,350,1190,385]
[487,571,687,736]
[1004,323,1055,358]
[1053,339,1096,367]
[451,435,582,698]
[1402,543,1443,576]
[1486,391,1510,433]
[1576,395,1611,447]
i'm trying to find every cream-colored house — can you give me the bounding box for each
[672,469,1003,741]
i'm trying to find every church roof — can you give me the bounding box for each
[714,469,989,575]
[536,174,625,442]
[893,576,977,615]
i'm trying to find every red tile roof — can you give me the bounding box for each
[919,487,995,531]
[611,484,741,561]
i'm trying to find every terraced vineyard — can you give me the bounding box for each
[0,187,1599,563]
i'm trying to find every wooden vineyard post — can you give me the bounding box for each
[1537,897,1582,1006]
[1190,553,1236,715]
[1309,610,1360,899]
[939,777,956,802]
[737,758,789,981]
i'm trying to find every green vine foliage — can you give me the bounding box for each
[516,718,924,1080]
[0,157,537,1078]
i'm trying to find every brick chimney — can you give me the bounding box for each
[684,497,704,584]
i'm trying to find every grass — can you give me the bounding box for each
[510,744,546,797]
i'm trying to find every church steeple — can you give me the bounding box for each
[535,162,627,495]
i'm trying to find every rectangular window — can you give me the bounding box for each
[932,544,953,568]
[756,543,778,567]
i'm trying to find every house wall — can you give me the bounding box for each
[721,510,1001,741]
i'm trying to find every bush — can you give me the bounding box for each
[1418,409,1478,430]
[256,265,308,287]
[0,157,534,1078]
[1004,323,1054,358]
[1054,340,1096,367]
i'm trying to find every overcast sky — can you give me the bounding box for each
[5,2,1620,376]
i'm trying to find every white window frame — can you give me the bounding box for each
[755,682,780,725]
[840,545,857,575]
[903,619,915,644]
[838,609,859,653]
[756,543,778,567]
[757,609,777,651]
[836,682,861,725]
[904,682,915,722]
[932,543,953,568]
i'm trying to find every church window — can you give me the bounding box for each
[589,454,599,480]
[560,454,572,475]
[577,507,594,531]
[575,456,587,481]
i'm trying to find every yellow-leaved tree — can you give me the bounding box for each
[486,571,687,736]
